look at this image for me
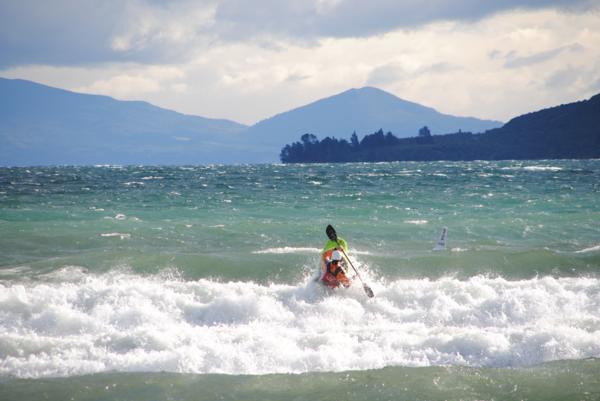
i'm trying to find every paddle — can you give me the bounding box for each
[326,224,375,298]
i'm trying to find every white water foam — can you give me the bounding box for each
[405,220,428,225]
[576,245,600,254]
[253,247,372,256]
[522,166,563,172]
[253,247,321,254]
[1,271,599,378]
[100,233,131,240]
[501,166,563,172]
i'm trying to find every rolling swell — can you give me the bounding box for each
[1,161,600,399]
[3,360,600,401]
[1,161,600,282]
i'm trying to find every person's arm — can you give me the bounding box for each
[320,247,332,278]
[320,255,327,278]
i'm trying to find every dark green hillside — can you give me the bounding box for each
[280,94,600,163]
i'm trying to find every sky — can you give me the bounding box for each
[1,0,600,125]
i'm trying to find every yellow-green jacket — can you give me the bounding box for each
[321,237,348,254]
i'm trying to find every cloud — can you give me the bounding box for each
[0,0,217,68]
[367,62,461,86]
[73,65,187,98]
[214,0,598,39]
[2,5,600,126]
[367,64,406,86]
[545,62,600,93]
[545,66,580,88]
[589,78,600,94]
[285,73,311,83]
[1,0,598,68]
[488,50,503,60]
[504,43,584,68]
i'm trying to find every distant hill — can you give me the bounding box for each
[280,93,600,163]
[477,93,600,159]
[0,78,248,166]
[241,87,502,162]
[0,79,505,165]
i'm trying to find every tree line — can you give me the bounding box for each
[280,93,600,163]
[280,127,440,163]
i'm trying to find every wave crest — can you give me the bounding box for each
[1,270,599,378]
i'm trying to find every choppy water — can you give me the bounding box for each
[1,160,600,400]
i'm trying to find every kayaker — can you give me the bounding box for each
[321,236,351,288]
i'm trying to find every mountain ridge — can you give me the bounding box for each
[2,77,247,129]
[1,77,503,165]
[280,92,600,163]
[0,77,248,166]
[243,86,502,148]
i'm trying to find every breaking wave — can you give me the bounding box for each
[1,268,599,378]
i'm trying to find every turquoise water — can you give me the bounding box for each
[3,361,600,401]
[1,161,600,400]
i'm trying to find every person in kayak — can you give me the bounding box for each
[321,237,352,288]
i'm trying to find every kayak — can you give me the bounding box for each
[320,270,352,288]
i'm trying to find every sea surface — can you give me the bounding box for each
[1,160,599,400]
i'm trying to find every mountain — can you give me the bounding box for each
[1,79,503,165]
[240,87,502,162]
[280,93,600,163]
[477,93,600,159]
[0,78,248,166]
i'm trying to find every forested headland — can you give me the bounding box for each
[280,93,600,163]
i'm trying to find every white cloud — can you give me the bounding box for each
[2,4,600,126]
[78,75,161,97]
[205,7,600,123]
[2,0,597,68]
[71,66,187,98]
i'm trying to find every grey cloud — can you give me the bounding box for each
[367,63,408,86]
[504,43,584,68]
[505,47,565,68]
[545,63,600,92]
[0,1,122,67]
[545,66,580,88]
[215,0,599,39]
[0,0,216,68]
[285,73,311,83]
[488,50,503,60]
[419,63,462,74]
[1,0,598,68]
[589,77,600,93]
[367,62,461,86]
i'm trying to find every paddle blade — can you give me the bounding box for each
[326,224,337,241]
[363,284,375,298]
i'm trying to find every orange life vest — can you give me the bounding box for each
[321,249,351,288]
